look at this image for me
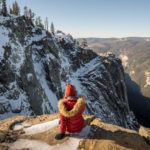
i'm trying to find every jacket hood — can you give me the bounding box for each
[58,97,85,118]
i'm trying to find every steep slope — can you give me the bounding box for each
[0,15,138,129]
[0,114,150,150]
[78,37,150,126]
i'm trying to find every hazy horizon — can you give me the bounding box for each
[7,0,150,38]
[77,36,150,39]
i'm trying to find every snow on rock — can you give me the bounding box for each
[55,32,74,44]
[26,29,47,45]
[0,81,32,120]
[49,126,91,150]
[13,122,31,131]
[13,119,59,133]
[27,73,33,82]
[10,119,90,150]
[9,138,83,150]
[9,139,53,150]
[24,119,59,135]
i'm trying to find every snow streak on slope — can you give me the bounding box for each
[26,28,47,45]
[14,119,59,135]
[32,53,58,113]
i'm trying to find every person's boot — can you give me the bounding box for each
[55,133,65,140]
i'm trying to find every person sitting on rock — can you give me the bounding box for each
[55,84,85,140]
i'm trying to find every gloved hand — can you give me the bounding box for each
[55,133,65,140]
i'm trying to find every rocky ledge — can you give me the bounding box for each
[0,114,149,150]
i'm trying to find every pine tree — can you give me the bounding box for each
[50,22,55,34]
[81,38,88,48]
[1,0,7,16]
[28,9,35,22]
[35,16,44,29]
[35,17,38,26]
[12,1,20,16]
[44,17,49,31]
[24,6,28,17]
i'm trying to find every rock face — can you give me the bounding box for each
[78,37,150,126]
[0,114,150,150]
[0,15,138,129]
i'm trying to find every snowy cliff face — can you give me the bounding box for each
[78,38,150,126]
[0,15,138,129]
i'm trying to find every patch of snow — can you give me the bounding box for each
[9,122,90,150]
[0,16,10,23]
[46,53,56,61]
[26,29,47,45]
[8,139,53,150]
[24,119,59,135]
[13,122,31,131]
[9,100,22,111]
[0,81,32,120]
[74,57,100,76]
[27,73,33,82]
[55,33,74,44]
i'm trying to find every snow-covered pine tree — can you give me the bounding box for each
[44,17,49,31]
[24,6,28,17]
[50,22,55,34]
[28,9,35,22]
[81,38,88,48]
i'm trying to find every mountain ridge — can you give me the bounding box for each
[0,15,138,129]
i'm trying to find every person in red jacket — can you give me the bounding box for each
[55,84,85,140]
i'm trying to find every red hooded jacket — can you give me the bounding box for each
[58,97,85,134]
[58,84,85,134]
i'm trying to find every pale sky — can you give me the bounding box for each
[7,0,150,38]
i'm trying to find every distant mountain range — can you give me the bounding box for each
[78,37,150,126]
